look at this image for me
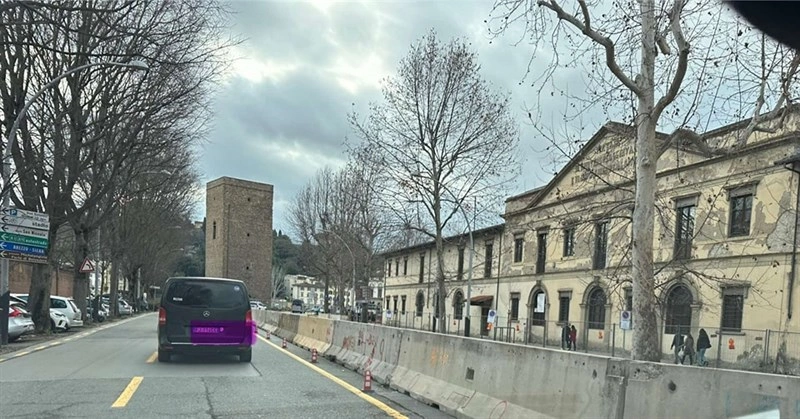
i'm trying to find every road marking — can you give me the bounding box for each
[0,314,152,363]
[111,376,144,408]
[257,335,408,419]
[145,351,158,363]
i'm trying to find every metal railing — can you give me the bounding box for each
[380,312,800,375]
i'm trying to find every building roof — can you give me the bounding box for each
[379,223,505,258]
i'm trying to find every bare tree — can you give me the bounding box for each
[349,30,519,333]
[489,0,799,360]
[289,165,385,314]
[0,0,233,329]
[271,264,287,302]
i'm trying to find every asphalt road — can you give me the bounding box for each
[0,313,450,419]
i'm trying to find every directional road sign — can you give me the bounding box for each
[0,232,47,248]
[0,208,49,223]
[0,251,47,264]
[0,223,48,239]
[0,214,49,230]
[0,241,46,256]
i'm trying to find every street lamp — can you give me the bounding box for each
[410,172,475,337]
[0,60,148,345]
[319,229,356,316]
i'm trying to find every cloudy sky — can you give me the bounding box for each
[196,0,605,236]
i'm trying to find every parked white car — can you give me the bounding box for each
[12,294,71,332]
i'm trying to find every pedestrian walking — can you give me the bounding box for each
[696,329,712,366]
[671,331,685,364]
[682,333,695,365]
[561,324,570,350]
[569,325,577,351]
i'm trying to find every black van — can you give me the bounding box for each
[158,276,254,363]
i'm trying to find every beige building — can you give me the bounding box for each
[205,177,274,301]
[383,113,800,368]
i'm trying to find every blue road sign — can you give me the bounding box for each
[0,241,46,256]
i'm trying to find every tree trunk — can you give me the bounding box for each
[72,227,91,322]
[28,223,60,332]
[631,0,661,362]
[110,260,119,317]
[28,263,51,333]
[434,227,447,334]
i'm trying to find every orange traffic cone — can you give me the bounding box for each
[363,370,373,393]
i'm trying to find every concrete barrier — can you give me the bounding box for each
[622,361,800,418]
[260,311,800,419]
[326,320,405,385]
[389,328,619,418]
[293,315,335,353]
[275,312,300,340]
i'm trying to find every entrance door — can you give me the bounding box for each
[480,305,490,336]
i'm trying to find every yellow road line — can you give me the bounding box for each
[145,351,158,363]
[257,335,407,419]
[111,376,144,408]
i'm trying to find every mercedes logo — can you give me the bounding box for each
[202,310,210,318]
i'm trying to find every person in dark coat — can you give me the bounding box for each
[671,331,685,364]
[561,324,570,350]
[569,325,577,351]
[696,328,712,366]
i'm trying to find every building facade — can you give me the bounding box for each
[382,114,800,367]
[286,274,355,310]
[205,177,274,301]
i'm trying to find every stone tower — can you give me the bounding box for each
[205,177,273,301]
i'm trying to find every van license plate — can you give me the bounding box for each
[192,327,221,334]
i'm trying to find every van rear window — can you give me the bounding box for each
[166,281,246,309]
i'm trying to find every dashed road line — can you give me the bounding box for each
[111,376,144,408]
[0,314,150,363]
[145,351,158,363]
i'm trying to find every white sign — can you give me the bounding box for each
[385,310,393,319]
[620,311,632,330]
[487,309,497,325]
[1,214,49,230]
[1,208,49,223]
[535,293,546,313]
[0,223,49,239]
[79,257,95,273]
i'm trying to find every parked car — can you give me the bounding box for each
[158,276,254,363]
[291,299,304,313]
[249,301,267,310]
[118,299,133,315]
[7,300,35,342]
[13,293,76,331]
[49,296,83,329]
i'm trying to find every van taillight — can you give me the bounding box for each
[158,307,166,325]
[245,309,252,323]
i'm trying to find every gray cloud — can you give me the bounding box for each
[200,0,580,235]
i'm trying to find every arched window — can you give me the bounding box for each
[212,221,217,239]
[453,290,464,320]
[415,292,425,317]
[587,288,607,330]
[530,289,546,326]
[664,285,692,334]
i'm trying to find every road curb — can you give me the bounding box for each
[0,313,152,363]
